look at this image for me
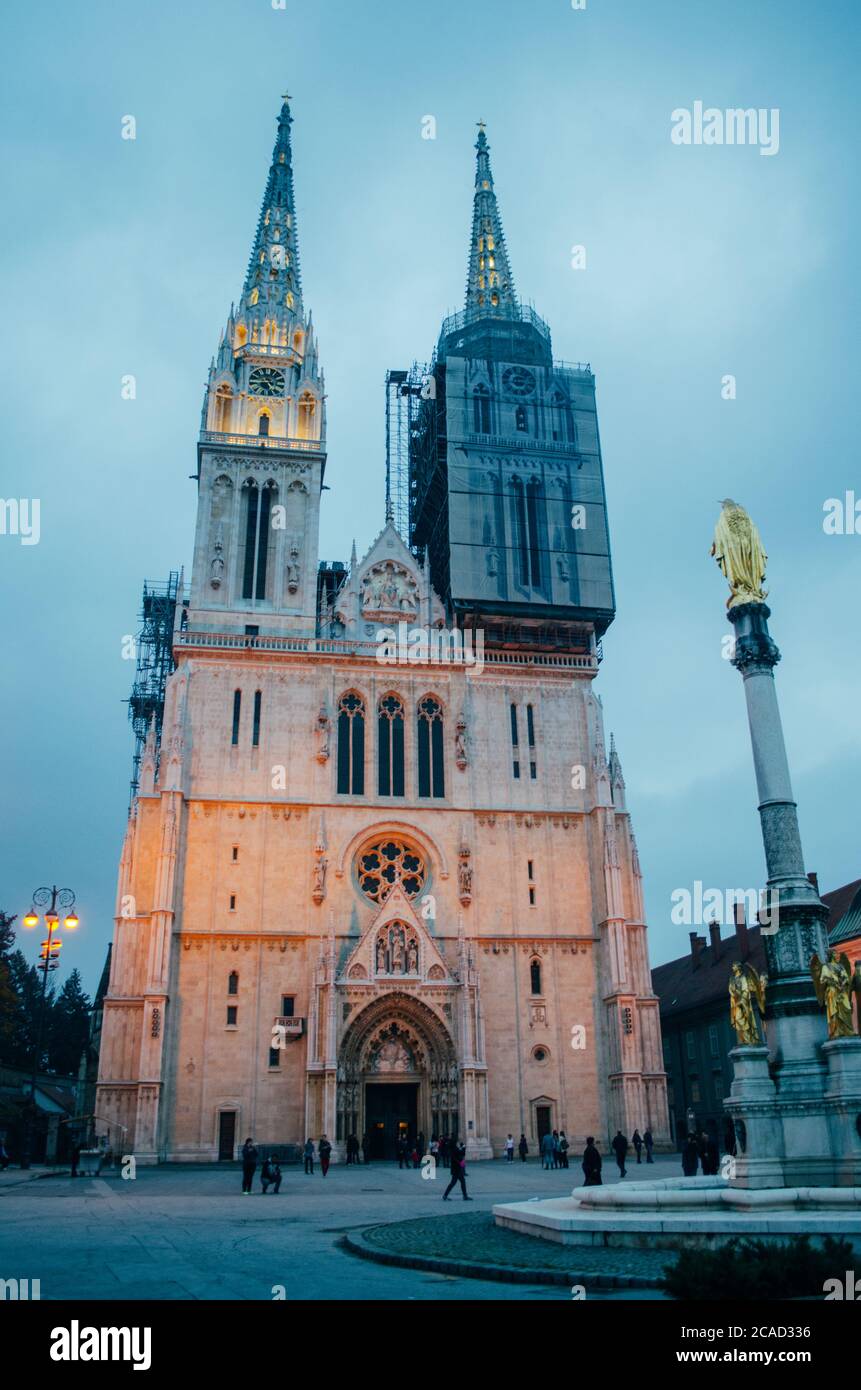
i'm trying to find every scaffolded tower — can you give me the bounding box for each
[127,573,181,805]
[384,365,431,546]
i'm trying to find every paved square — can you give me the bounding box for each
[0,1156,678,1301]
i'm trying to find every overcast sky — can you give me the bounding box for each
[2,0,859,994]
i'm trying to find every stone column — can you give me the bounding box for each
[728,602,831,1184]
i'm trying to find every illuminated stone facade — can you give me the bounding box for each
[96,98,670,1163]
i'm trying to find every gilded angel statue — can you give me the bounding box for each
[728,960,768,1045]
[810,951,860,1039]
[711,500,768,609]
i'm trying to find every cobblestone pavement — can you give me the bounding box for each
[359,1210,672,1283]
[0,1156,679,1301]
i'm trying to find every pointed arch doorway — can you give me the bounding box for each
[337,993,458,1160]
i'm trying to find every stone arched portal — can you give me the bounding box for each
[337,993,459,1158]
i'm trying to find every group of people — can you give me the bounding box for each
[240,1136,334,1192]
[681,1129,720,1176]
[608,1127,656,1177]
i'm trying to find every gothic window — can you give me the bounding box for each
[377,694,405,797]
[337,692,365,795]
[298,391,316,439]
[528,860,536,907]
[228,972,238,996]
[552,389,575,444]
[526,702,537,780]
[258,411,270,436]
[231,690,241,746]
[511,477,529,586]
[473,384,490,434]
[526,479,542,587]
[226,1006,238,1027]
[417,696,444,799]
[510,702,520,779]
[515,404,528,433]
[252,690,262,747]
[530,959,542,995]
[240,480,276,601]
[356,837,427,904]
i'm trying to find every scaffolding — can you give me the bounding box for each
[126,573,181,807]
[385,365,430,546]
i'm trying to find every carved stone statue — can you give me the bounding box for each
[209,525,225,588]
[312,855,327,901]
[375,935,387,974]
[391,929,405,974]
[455,716,468,770]
[316,704,330,763]
[458,854,472,899]
[406,938,419,973]
[711,500,768,609]
[811,951,860,1039]
[728,960,768,1045]
[286,545,301,594]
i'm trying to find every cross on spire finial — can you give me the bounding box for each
[477,119,486,132]
[281,91,292,103]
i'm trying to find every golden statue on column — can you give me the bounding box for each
[711,500,768,608]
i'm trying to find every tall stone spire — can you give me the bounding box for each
[464,121,517,321]
[238,92,303,328]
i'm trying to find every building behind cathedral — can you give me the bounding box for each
[96,97,670,1162]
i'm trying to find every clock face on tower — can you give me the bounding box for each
[501,366,536,397]
[248,367,285,398]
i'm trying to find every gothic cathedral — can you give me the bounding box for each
[96,97,670,1162]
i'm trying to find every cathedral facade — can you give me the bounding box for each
[96,98,670,1162]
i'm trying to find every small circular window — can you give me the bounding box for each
[356,837,427,904]
[533,1047,549,1063]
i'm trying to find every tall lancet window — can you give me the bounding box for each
[378,694,405,797]
[511,477,530,586]
[240,480,276,602]
[526,478,542,588]
[417,697,444,799]
[473,384,490,434]
[337,692,365,795]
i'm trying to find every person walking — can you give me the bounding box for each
[643,1127,654,1164]
[416,1132,425,1166]
[611,1130,628,1178]
[518,1133,528,1163]
[439,1134,449,1166]
[701,1130,719,1177]
[551,1130,560,1169]
[632,1129,643,1165]
[241,1137,258,1194]
[558,1130,569,1169]
[540,1130,554,1170]
[345,1133,357,1165]
[396,1135,407,1169]
[582,1136,603,1186]
[303,1138,315,1175]
[442,1140,472,1201]
[682,1133,699,1177]
[430,1136,439,1167]
[319,1134,332,1177]
[504,1134,515,1162]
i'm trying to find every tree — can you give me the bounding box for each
[0,911,19,1062]
[4,951,54,1072]
[47,969,91,1076]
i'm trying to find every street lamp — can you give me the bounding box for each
[20,885,80,1169]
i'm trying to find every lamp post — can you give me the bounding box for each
[20,886,79,1169]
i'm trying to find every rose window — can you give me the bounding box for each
[357,837,427,903]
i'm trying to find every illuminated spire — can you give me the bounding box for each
[464,121,516,320]
[239,93,303,323]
